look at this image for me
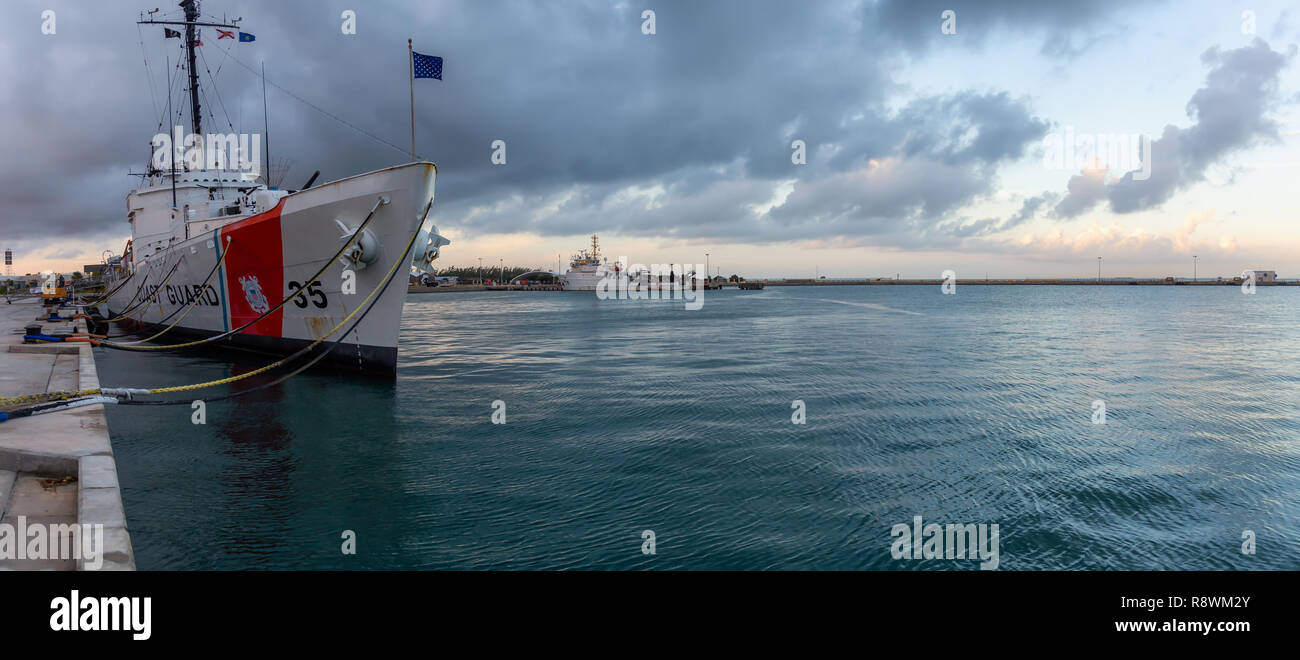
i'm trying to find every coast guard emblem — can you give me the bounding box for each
[238,275,271,313]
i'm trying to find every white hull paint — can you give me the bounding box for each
[562,269,604,291]
[101,162,438,374]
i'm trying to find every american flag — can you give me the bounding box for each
[412,51,443,80]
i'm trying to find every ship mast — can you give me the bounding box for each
[138,0,244,142]
[182,0,201,138]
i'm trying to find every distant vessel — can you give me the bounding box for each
[562,235,606,291]
[561,234,703,292]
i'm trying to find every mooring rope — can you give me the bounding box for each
[118,236,233,345]
[81,265,141,307]
[93,195,397,352]
[0,198,426,414]
[130,215,420,394]
[99,237,233,339]
[103,253,185,323]
[0,388,104,409]
[84,255,155,312]
[122,214,421,405]
[0,396,118,423]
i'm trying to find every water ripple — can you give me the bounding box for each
[98,286,1300,569]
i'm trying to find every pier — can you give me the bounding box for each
[408,283,488,293]
[0,299,134,570]
[409,283,566,293]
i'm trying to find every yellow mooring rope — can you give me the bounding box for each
[0,388,104,409]
[93,195,395,352]
[103,253,185,323]
[89,257,157,312]
[0,203,424,407]
[81,264,140,307]
[120,236,233,345]
[143,215,421,394]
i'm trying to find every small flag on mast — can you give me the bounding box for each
[412,51,443,80]
[239,32,255,42]
[163,28,181,39]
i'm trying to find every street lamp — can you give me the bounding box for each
[477,257,483,284]
[1193,255,1197,282]
[705,252,710,284]
[1097,256,1101,282]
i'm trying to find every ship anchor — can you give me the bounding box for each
[334,217,381,271]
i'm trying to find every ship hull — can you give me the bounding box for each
[563,269,603,291]
[99,162,437,376]
[105,316,400,373]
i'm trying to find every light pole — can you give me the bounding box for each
[1193,255,1197,282]
[705,253,710,284]
[477,257,483,284]
[500,258,504,284]
[1097,256,1101,282]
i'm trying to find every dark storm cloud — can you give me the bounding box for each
[893,91,1049,166]
[0,0,1145,249]
[738,89,1052,243]
[861,0,1162,58]
[1052,39,1293,218]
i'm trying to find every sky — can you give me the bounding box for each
[1,0,1298,279]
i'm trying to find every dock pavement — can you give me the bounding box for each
[0,298,134,570]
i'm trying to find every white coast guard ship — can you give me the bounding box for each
[562,235,606,291]
[561,235,701,293]
[98,1,448,375]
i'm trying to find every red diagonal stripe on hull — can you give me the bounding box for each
[220,199,285,337]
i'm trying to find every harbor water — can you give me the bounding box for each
[96,285,1300,569]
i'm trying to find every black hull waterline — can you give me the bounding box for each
[104,313,399,376]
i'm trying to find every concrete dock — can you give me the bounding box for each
[408,283,489,293]
[0,298,134,570]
